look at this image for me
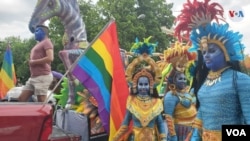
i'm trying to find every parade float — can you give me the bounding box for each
[0,0,108,140]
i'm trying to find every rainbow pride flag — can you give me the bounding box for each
[72,20,129,138]
[0,45,17,99]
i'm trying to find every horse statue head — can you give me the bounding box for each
[29,0,87,49]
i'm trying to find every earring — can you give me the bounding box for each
[169,84,176,95]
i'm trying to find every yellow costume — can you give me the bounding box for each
[113,37,166,141]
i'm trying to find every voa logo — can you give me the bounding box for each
[228,6,244,22]
[226,129,246,136]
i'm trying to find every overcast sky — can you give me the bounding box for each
[0,0,250,54]
[0,0,36,40]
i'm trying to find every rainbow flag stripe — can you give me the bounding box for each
[72,20,129,137]
[0,46,16,99]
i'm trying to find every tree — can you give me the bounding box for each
[0,37,36,84]
[97,0,175,52]
[79,0,107,42]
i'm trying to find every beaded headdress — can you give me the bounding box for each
[174,0,225,41]
[125,36,161,95]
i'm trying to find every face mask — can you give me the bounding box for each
[137,76,150,96]
[35,27,46,41]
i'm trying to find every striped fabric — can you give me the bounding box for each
[0,45,16,99]
[72,20,129,139]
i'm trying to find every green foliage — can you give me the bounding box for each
[97,0,175,51]
[79,1,107,42]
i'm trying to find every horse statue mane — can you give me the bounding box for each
[29,0,87,46]
[29,0,88,108]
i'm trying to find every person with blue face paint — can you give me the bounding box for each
[137,76,150,96]
[157,41,196,96]
[171,0,250,140]
[113,69,167,141]
[18,25,54,102]
[35,26,47,41]
[163,70,197,141]
[186,23,250,141]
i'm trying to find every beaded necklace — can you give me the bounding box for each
[136,95,151,103]
[204,66,230,86]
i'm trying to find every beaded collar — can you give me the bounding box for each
[204,66,230,86]
[136,95,151,103]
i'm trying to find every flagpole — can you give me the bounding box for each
[44,18,116,104]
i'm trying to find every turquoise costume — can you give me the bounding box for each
[187,22,250,141]
[191,68,250,140]
[160,42,197,141]
[163,70,196,141]
[164,90,196,141]
[172,0,250,140]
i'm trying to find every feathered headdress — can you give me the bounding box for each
[189,23,245,61]
[174,0,225,41]
[157,41,196,93]
[164,41,196,64]
[130,36,158,56]
[126,36,161,92]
